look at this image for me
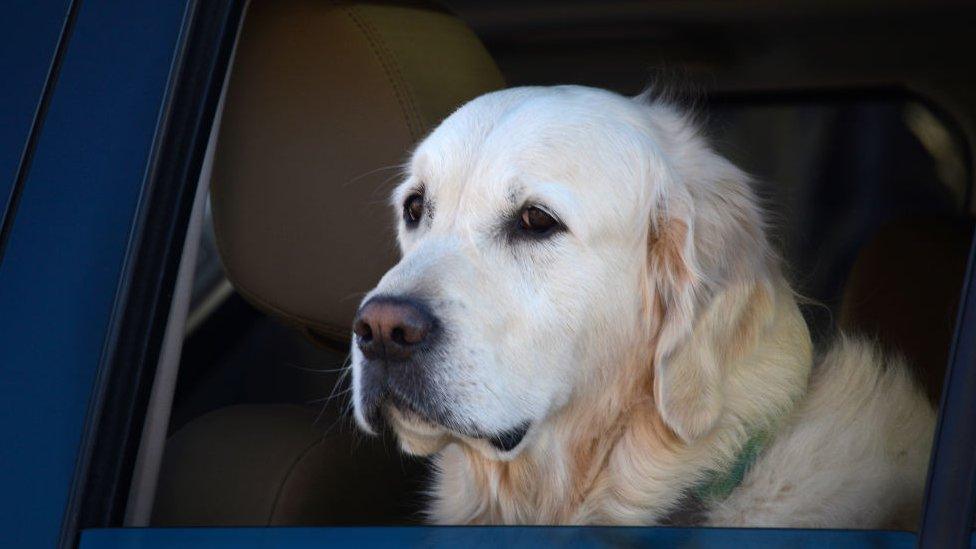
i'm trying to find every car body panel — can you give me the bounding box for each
[79,526,917,549]
[0,0,70,224]
[0,1,188,546]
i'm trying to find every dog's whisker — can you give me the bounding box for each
[343,163,407,189]
[308,387,352,405]
[283,361,348,374]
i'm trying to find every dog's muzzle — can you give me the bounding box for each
[353,294,446,429]
[352,295,531,452]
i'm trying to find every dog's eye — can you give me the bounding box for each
[403,193,424,226]
[519,206,559,234]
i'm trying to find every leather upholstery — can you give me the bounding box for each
[211,0,504,342]
[154,0,503,526]
[152,405,426,525]
[840,216,974,403]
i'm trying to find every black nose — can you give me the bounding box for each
[353,296,435,361]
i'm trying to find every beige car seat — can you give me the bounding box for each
[152,0,503,525]
[840,215,973,404]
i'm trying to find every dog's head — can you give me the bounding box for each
[350,86,774,459]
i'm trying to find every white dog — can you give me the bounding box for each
[349,85,935,528]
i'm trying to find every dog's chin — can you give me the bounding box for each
[386,405,533,460]
[387,406,450,456]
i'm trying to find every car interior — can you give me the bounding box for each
[128,0,975,528]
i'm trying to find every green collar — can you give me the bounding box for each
[691,428,772,503]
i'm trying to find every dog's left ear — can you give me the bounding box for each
[643,157,772,443]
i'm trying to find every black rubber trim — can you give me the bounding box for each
[0,0,81,267]
[59,0,246,545]
[918,223,976,548]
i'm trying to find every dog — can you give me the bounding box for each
[349,85,935,528]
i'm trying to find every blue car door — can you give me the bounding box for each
[0,1,193,546]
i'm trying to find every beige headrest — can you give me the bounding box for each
[211,0,504,341]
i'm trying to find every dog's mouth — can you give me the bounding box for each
[365,382,532,454]
[482,422,531,452]
[384,397,531,452]
[356,356,532,454]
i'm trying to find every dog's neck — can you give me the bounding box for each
[428,281,812,525]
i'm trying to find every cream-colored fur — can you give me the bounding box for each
[349,85,936,528]
[707,337,935,529]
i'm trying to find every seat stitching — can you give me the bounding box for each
[211,2,434,339]
[342,4,425,140]
[266,435,329,525]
